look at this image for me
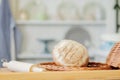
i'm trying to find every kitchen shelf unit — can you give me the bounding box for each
[17,53,52,59]
[16,20,106,62]
[10,0,116,63]
[16,20,106,26]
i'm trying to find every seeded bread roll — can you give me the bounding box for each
[106,41,120,68]
[52,40,89,67]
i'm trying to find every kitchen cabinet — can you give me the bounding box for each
[10,0,116,63]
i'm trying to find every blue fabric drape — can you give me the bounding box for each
[0,0,12,67]
[0,0,21,67]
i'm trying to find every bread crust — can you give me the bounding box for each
[52,40,89,67]
[106,42,120,68]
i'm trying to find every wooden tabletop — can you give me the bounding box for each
[0,68,120,80]
[0,68,13,72]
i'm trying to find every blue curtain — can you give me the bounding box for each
[0,0,12,67]
[0,0,21,67]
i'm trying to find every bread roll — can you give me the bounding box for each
[52,40,89,67]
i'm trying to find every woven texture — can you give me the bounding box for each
[36,62,111,71]
[107,41,120,68]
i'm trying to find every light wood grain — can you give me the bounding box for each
[0,70,120,80]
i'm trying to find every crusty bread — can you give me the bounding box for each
[52,40,89,67]
[106,41,120,68]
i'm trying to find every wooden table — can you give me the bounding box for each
[0,68,120,80]
[0,68,13,72]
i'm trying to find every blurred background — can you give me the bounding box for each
[0,0,120,65]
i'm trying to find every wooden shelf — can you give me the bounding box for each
[17,53,52,59]
[16,20,106,26]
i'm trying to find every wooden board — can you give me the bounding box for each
[0,69,120,80]
[0,68,13,72]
